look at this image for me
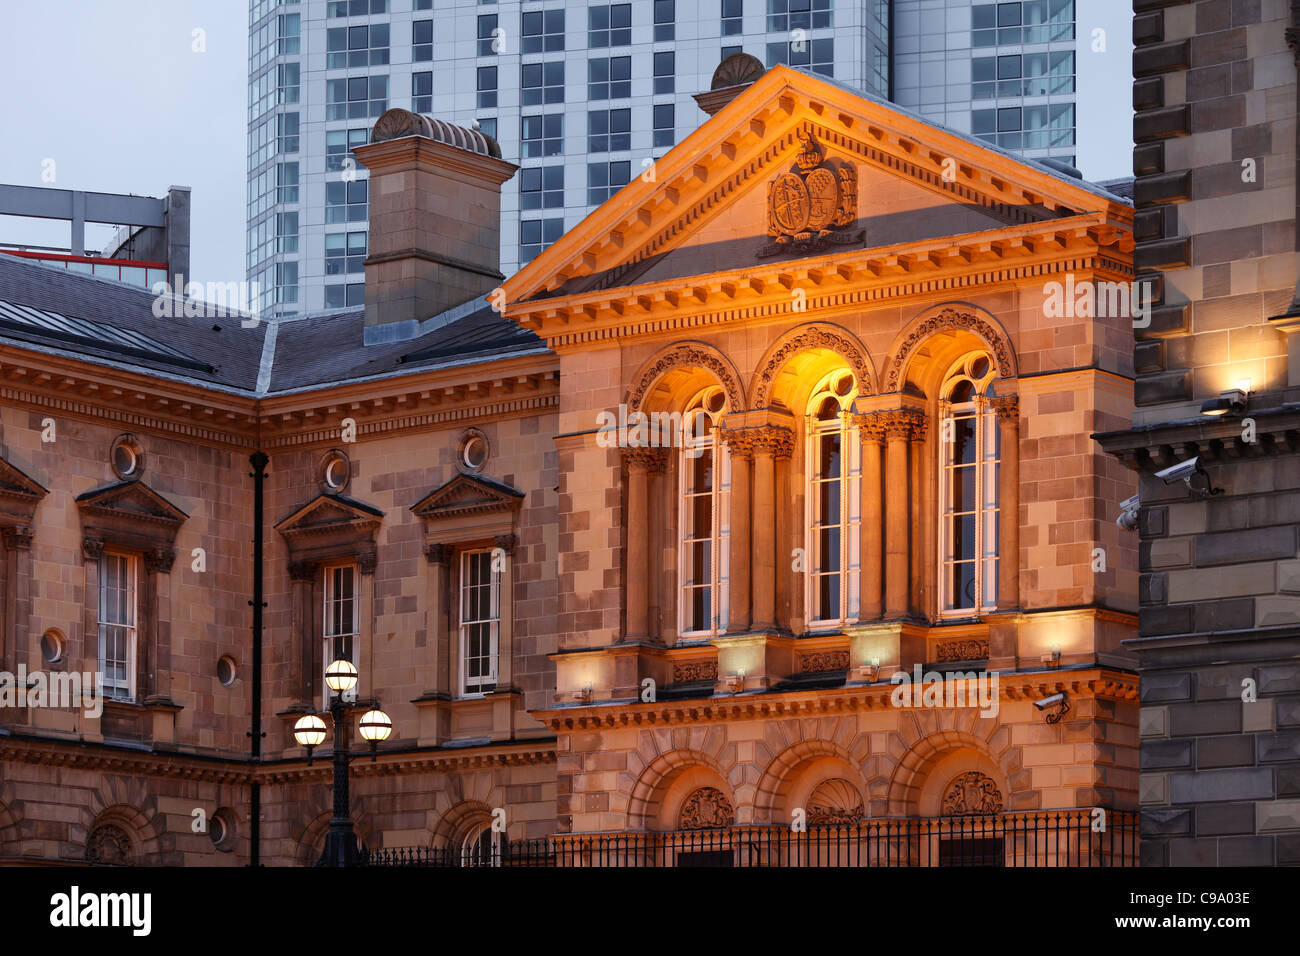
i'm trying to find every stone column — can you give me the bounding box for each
[423,543,453,694]
[1,526,33,677]
[856,415,886,620]
[882,410,923,618]
[908,415,929,617]
[142,548,176,702]
[992,395,1021,610]
[622,448,663,641]
[288,560,317,704]
[751,427,794,632]
[723,434,753,634]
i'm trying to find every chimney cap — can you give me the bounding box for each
[369,108,502,159]
[710,52,765,91]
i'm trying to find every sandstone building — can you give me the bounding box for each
[0,62,1138,866]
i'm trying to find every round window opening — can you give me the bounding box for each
[319,449,350,493]
[109,435,144,480]
[40,629,66,665]
[461,435,488,472]
[217,655,238,687]
[209,816,227,847]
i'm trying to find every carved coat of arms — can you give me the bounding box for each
[758,131,863,257]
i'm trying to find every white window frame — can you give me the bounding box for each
[98,551,138,701]
[460,823,501,867]
[938,354,1001,617]
[459,549,500,697]
[323,562,360,705]
[678,389,730,639]
[804,372,861,628]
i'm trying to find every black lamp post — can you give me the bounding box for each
[294,659,392,867]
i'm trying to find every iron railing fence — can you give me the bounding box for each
[358,809,1138,868]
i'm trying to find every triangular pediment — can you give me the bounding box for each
[502,64,1130,306]
[274,493,384,539]
[0,456,46,503]
[411,473,524,522]
[76,479,188,527]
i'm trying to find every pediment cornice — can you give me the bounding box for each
[76,478,188,558]
[411,473,525,523]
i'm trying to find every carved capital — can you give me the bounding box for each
[727,425,794,460]
[143,548,176,575]
[621,447,667,472]
[989,394,1020,423]
[288,560,316,582]
[82,536,105,563]
[424,542,454,566]
[881,408,927,442]
[493,533,517,556]
[1,525,34,552]
[853,412,888,443]
[720,429,756,460]
[358,550,378,576]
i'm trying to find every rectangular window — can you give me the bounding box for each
[520,217,564,262]
[459,551,499,696]
[806,401,860,626]
[277,12,301,55]
[588,56,631,100]
[276,161,299,203]
[522,61,564,105]
[326,179,368,223]
[325,231,367,275]
[477,14,499,56]
[477,117,498,139]
[412,71,432,113]
[325,127,368,173]
[520,165,564,210]
[654,0,675,41]
[326,23,389,69]
[326,75,388,120]
[325,282,365,309]
[275,261,298,305]
[589,3,632,47]
[98,552,137,701]
[521,9,564,53]
[767,0,832,32]
[521,113,563,157]
[653,103,675,148]
[327,0,387,16]
[323,564,359,702]
[276,211,299,253]
[588,108,631,152]
[477,66,498,109]
[587,160,630,204]
[766,37,833,77]
[680,422,731,636]
[722,0,743,36]
[276,112,299,153]
[277,62,300,104]
[940,401,1000,615]
[653,51,675,95]
[413,19,433,61]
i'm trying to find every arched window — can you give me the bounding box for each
[459,823,501,867]
[679,387,730,637]
[805,370,860,626]
[939,353,1000,615]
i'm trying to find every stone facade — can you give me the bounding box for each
[1094,0,1300,865]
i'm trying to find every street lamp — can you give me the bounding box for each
[292,658,393,867]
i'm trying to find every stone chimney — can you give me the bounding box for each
[353,109,517,341]
[694,52,765,116]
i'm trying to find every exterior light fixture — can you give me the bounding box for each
[325,658,359,694]
[293,714,328,764]
[358,708,393,761]
[1200,386,1248,417]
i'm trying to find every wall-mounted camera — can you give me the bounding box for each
[1034,691,1070,723]
[1116,493,1140,531]
[1154,456,1223,497]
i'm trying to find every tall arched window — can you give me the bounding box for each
[805,370,860,626]
[939,353,1000,615]
[679,387,730,637]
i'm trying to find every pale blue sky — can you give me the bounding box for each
[0,0,1133,290]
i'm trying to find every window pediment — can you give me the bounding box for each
[274,492,383,565]
[0,455,47,527]
[411,474,524,524]
[76,479,187,556]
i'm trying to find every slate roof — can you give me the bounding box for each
[0,254,547,396]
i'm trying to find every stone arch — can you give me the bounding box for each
[883,303,1018,395]
[627,749,735,832]
[748,321,877,409]
[84,805,158,866]
[295,809,376,866]
[754,738,868,825]
[626,341,746,415]
[431,799,498,849]
[871,715,1024,818]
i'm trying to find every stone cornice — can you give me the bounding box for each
[534,668,1139,731]
[1094,406,1300,471]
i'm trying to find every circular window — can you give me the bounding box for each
[209,815,226,846]
[40,629,65,664]
[832,372,854,397]
[318,449,350,493]
[209,809,236,852]
[704,389,726,414]
[109,434,144,480]
[217,655,237,687]
[458,430,489,473]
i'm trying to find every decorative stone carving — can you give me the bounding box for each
[673,661,718,683]
[1,525,34,551]
[807,778,865,825]
[988,395,1020,422]
[357,550,378,576]
[143,548,176,574]
[493,533,518,556]
[885,307,1015,391]
[854,413,888,443]
[941,771,1004,816]
[621,447,667,472]
[752,324,873,408]
[85,824,134,865]
[424,542,454,565]
[936,639,990,662]
[800,650,850,673]
[678,787,735,830]
[880,408,928,442]
[758,131,863,258]
[724,425,794,461]
[81,536,104,563]
[627,343,744,416]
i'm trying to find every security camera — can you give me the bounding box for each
[1034,691,1071,723]
[1034,692,1067,710]
[1116,493,1140,531]
[1155,458,1199,484]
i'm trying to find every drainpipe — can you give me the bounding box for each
[249,451,269,866]
[1283,2,1300,314]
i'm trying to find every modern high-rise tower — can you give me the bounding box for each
[247,0,1079,316]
